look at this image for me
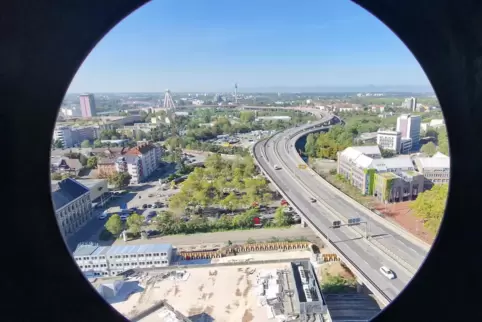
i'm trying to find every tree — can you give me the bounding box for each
[108,172,132,189]
[87,156,98,169]
[409,184,448,234]
[420,142,437,156]
[105,214,123,236]
[81,140,91,148]
[53,139,64,149]
[126,213,144,236]
[240,111,255,123]
[93,139,103,148]
[51,173,62,180]
[273,207,291,227]
[380,148,395,158]
[437,127,449,155]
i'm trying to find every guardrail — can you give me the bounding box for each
[252,139,392,306]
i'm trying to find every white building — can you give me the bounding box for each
[51,178,93,238]
[115,141,161,184]
[413,152,450,188]
[73,243,173,277]
[396,114,422,151]
[403,97,417,111]
[377,130,401,152]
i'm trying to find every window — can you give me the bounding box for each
[91,256,97,260]
[130,254,136,258]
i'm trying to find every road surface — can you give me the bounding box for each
[253,116,429,302]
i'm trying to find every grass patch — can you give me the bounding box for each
[322,273,357,293]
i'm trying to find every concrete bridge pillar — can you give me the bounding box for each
[300,218,307,228]
[356,279,364,293]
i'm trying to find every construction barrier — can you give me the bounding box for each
[178,242,311,261]
[321,253,339,262]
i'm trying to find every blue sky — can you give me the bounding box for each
[67,0,431,93]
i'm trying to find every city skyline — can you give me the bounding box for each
[67,0,431,93]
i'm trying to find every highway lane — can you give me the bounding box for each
[256,138,411,301]
[279,127,428,272]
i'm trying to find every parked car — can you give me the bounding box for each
[146,230,161,237]
[98,213,108,220]
[142,204,148,209]
[379,266,396,279]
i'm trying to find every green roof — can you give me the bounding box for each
[377,172,398,179]
[404,170,419,176]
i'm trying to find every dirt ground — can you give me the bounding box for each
[319,261,355,281]
[372,201,435,244]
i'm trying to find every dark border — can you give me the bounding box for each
[2,0,481,321]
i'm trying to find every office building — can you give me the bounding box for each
[376,130,401,152]
[73,243,173,277]
[51,178,93,238]
[412,152,450,189]
[396,114,421,151]
[79,93,97,118]
[404,97,417,111]
[337,146,423,202]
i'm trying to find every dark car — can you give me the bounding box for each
[146,230,161,237]
[147,211,157,218]
[147,204,152,208]
[142,204,148,209]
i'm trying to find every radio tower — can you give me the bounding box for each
[163,89,176,110]
[234,83,238,104]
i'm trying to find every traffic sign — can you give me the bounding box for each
[332,220,342,228]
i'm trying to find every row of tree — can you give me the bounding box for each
[104,206,294,238]
[409,184,448,234]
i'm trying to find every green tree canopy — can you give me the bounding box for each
[409,184,448,234]
[105,214,123,236]
[126,213,144,235]
[87,156,98,169]
[108,172,132,189]
[81,140,91,148]
[273,206,291,227]
[421,142,437,156]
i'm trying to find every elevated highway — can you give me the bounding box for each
[252,115,430,305]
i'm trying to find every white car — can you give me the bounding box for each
[98,213,108,220]
[379,266,396,279]
[274,164,281,170]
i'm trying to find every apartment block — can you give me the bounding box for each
[412,152,450,189]
[51,178,92,238]
[73,243,173,277]
[376,130,401,152]
[79,93,97,118]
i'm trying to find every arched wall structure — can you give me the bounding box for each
[2,0,481,321]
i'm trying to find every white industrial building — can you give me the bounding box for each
[74,243,173,277]
[413,152,450,188]
[376,130,402,152]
